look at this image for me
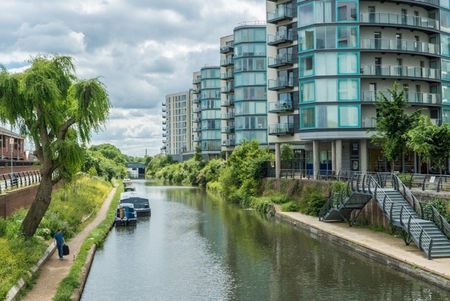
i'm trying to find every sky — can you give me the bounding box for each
[0,0,266,156]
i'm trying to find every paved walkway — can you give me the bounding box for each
[22,187,117,301]
[277,208,450,283]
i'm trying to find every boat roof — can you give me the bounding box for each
[119,203,135,208]
[120,192,149,201]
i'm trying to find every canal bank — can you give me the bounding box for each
[82,183,450,300]
[275,207,450,292]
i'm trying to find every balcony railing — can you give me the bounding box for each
[360,12,439,30]
[268,31,294,46]
[192,77,201,84]
[268,78,295,90]
[222,96,235,107]
[268,54,295,68]
[360,65,439,80]
[362,117,377,128]
[220,44,234,54]
[222,112,235,119]
[192,88,200,94]
[221,57,234,67]
[222,83,234,93]
[267,7,294,23]
[360,38,439,55]
[268,99,294,113]
[193,107,201,113]
[222,71,234,80]
[222,139,236,147]
[361,91,441,104]
[269,123,295,136]
[222,125,235,133]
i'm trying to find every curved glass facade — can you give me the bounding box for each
[200,67,221,152]
[233,26,268,144]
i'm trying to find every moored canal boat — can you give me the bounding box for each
[115,203,137,226]
[120,192,151,216]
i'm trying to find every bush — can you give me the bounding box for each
[270,194,292,204]
[298,186,328,216]
[281,201,300,212]
[423,198,450,222]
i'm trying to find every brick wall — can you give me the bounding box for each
[0,185,39,218]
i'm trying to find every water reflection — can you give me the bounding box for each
[82,183,450,301]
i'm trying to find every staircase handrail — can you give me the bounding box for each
[319,175,353,219]
[430,206,450,240]
[392,174,424,218]
[367,175,434,259]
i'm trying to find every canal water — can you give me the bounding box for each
[81,181,450,301]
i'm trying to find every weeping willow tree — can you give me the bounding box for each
[0,56,110,237]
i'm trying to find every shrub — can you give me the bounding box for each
[298,186,328,216]
[423,198,450,222]
[281,201,300,212]
[270,194,292,204]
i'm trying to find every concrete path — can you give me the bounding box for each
[22,187,117,301]
[277,208,450,283]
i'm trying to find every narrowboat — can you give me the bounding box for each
[120,192,151,216]
[124,186,136,192]
[115,203,137,226]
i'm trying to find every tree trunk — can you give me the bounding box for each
[391,160,395,173]
[21,173,53,237]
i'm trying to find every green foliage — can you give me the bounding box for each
[90,144,127,165]
[398,173,413,188]
[280,144,294,161]
[146,154,174,178]
[423,198,450,222]
[249,197,274,216]
[373,82,419,170]
[197,159,225,188]
[270,194,292,204]
[82,147,127,181]
[281,201,300,212]
[0,176,111,300]
[407,116,450,173]
[298,186,328,216]
[53,183,123,301]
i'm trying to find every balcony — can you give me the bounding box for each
[220,44,234,54]
[193,117,201,123]
[193,96,199,104]
[268,77,295,91]
[362,117,377,129]
[267,7,294,24]
[360,38,439,56]
[361,91,441,105]
[222,125,235,133]
[269,123,295,136]
[360,12,439,31]
[222,70,234,80]
[222,83,234,93]
[192,76,201,84]
[222,138,235,147]
[267,31,294,46]
[194,136,200,142]
[193,127,200,132]
[162,120,166,125]
[360,65,440,81]
[222,96,235,107]
[222,112,235,119]
[221,57,234,67]
[268,99,294,113]
[193,107,201,113]
[162,133,167,138]
[268,54,295,68]
[192,88,200,94]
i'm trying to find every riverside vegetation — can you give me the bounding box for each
[147,141,345,217]
[0,175,112,300]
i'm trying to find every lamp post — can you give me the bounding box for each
[9,137,13,175]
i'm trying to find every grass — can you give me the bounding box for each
[53,182,123,301]
[0,175,112,301]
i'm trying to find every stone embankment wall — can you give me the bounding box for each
[0,185,39,217]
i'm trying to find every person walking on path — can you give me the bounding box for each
[54,229,65,260]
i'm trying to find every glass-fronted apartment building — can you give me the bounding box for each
[161,91,193,161]
[220,23,268,155]
[267,0,450,176]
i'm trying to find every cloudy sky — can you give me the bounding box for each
[0,0,265,156]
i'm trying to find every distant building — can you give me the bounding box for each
[127,163,145,179]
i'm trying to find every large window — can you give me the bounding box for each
[442,59,450,80]
[316,79,337,102]
[299,28,315,52]
[444,109,450,124]
[201,68,220,79]
[314,0,335,23]
[298,2,314,27]
[443,83,450,104]
[337,26,358,48]
[301,81,315,102]
[336,0,358,22]
[234,57,266,72]
[234,43,266,57]
[235,72,266,87]
[236,131,267,144]
[442,34,450,56]
[300,55,314,77]
[201,110,221,120]
[201,130,221,140]
[235,116,267,130]
[316,26,336,49]
[235,86,266,101]
[338,79,359,101]
[235,101,266,115]
[338,52,359,74]
[201,89,220,99]
[234,28,266,43]
[339,105,359,127]
[301,107,315,128]
[441,10,450,33]
[317,105,338,128]
[315,52,337,75]
[201,79,221,89]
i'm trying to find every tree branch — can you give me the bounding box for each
[58,117,76,140]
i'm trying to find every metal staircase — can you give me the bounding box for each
[319,172,450,259]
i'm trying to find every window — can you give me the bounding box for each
[338,52,358,74]
[339,105,359,127]
[236,131,267,144]
[316,79,337,102]
[337,0,357,22]
[235,101,266,115]
[234,28,266,43]
[444,109,450,124]
[301,107,315,128]
[301,81,315,102]
[299,29,315,51]
[315,0,335,23]
[235,72,266,87]
[300,55,314,77]
[235,86,266,101]
[316,26,336,49]
[338,79,359,101]
[315,52,337,75]
[234,57,266,72]
[317,105,338,128]
[442,59,450,80]
[443,83,450,104]
[337,26,358,48]
[442,34,450,56]
[299,2,314,27]
[441,10,450,33]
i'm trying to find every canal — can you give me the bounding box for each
[81,181,450,301]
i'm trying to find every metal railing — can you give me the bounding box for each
[268,99,294,113]
[361,91,441,104]
[361,65,440,80]
[360,38,439,55]
[267,7,294,23]
[0,171,41,194]
[268,123,294,135]
[360,12,439,30]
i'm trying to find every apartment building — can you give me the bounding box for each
[161,91,193,161]
[220,23,268,155]
[267,0,450,176]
